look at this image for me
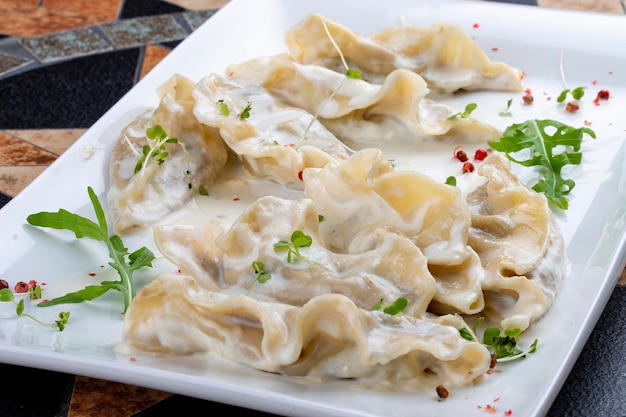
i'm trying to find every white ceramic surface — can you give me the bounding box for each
[1,1,625,416]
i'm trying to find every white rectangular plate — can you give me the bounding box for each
[1,1,625,416]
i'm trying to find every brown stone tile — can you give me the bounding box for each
[0,165,47,196]
[0,0,38,14]
[620,268,626,285]
[68,376,171,417]
[537,0,625,14]
[6,129,86,156]
[140,45,171,79]
[1,7,108,38]
[165,0,230,11]
[43,0,122,21]
[0,131,56,165]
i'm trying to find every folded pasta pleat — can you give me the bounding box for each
[285,13,524,93]
[467,154,568,331]
[227,54,501,145]
[108,74,228,233]
[118,273,491,389]
[154,195,437,317]
[191,73,352,189]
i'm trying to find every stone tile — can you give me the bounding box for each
[68,376,171,417]
[0,52,32,78]
[0,165,47,196]
[166,0,230,11]
[183,9,218,32]
[101,14,188,49]
[20,27,112,63]
[0,7,108,38]
[0,0,38,14]
[537,0,626,13]
[0,131,56,165]
[140,44,171,78]
[42,0,122,21]
[5,129,86,156]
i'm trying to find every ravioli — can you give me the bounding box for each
[192,73,352,189]
[118,273,492,389]
[111,13,569,395]
[108,75,228,233]
[227,54,501,146]
[285,13,525,93]
[467,154,568,331]
[154,195,437,317]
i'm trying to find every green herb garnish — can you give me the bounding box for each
[247,260,272,295]
[489,119,595,210]
[557,52,585,103]
[134,125,180,173]
[499,98,513,117]
[274,230,313,263]
[26,187,155,313]
[217,99,230,116]
[458,317,537,365]
[557,86,585,103]
[0,288,70,331]
[445,176,457,186]
[371,297,408,315]
[482,327,538,363]
[238,102,252,120]
[447,103,477,121]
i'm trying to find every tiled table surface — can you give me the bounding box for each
[0,0,625,416]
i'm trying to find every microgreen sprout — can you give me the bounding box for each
[0,288,70,331]
[557,51,585,103]
[458,317,538,366]
[247,260,272,295]
[238,102,253,119]
[371,297,408,315]
[274,230,314,263]
[499,98,513,117]
[217,99,230,116]
[447,103,478,121]
[321,19,362,80]
[26,186,156,314]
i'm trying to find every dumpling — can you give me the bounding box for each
[467,153,568,331]
[154,195,437,317]
[302,148,485,315]
[117,273,492,389]
[227,54,501,146]
[285,13,524,93]
[108,75,228,233]
[192,73,352,189]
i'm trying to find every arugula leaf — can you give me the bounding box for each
[26,187,155,313]
[488,119,595,210]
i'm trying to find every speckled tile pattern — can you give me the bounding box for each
[21,27,113,62]
[0,1,624,417]
[100,14,188,48]
[0,51,32,75]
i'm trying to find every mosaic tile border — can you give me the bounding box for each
[0,9,217,80]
